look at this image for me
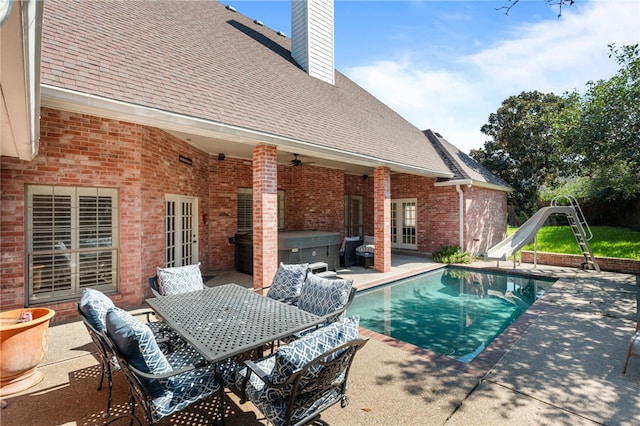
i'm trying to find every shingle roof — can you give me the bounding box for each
[425,130,512,191]
[40,0,452,177]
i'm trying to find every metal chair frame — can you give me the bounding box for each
[239,337,369,426]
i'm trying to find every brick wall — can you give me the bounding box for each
[209,157,253,270]
[0,108,214,320]
[521,252,640,274]
[281,166,344,232]
[465,186,508,255]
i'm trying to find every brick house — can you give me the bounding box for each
[1,0,510,322]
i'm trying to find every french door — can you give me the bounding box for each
[391,199,417,250]
[165,195,198,267]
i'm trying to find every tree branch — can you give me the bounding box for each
[497,0,576,17]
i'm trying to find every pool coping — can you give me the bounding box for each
[353,267,565,378]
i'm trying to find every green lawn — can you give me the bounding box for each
[507,226,640,260]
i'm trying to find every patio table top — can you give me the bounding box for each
[146,283,325,363]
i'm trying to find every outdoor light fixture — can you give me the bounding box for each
[218,153,226,161]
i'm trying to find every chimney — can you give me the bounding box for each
[291,0,335,85]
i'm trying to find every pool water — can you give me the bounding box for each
[346,267,555,363]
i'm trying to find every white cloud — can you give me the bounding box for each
[345,1,640,154]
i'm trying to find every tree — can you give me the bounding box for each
[471,91,570,224]
[499,0,576,17]
[558,44,640,201]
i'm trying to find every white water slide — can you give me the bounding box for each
[485,203,600,271]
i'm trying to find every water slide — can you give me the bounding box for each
[485,206,577,261]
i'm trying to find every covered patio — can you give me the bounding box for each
[2,258,639,425]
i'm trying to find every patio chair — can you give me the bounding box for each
[355,235,375,268]
[339,236,362,267]
[153,263,205,296]
[77,289,179,417]
[622,329,640,374]
[102,307,226,426]
[236,316,368,426]
[265,263,310,305]
[276,275,356,349]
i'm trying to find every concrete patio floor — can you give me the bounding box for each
[2,255,640,425]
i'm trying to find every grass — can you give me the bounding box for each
[507,226,640,260]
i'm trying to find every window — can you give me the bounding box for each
[237,188,285,231]
[344,195,363,237]
[26,186,119,304]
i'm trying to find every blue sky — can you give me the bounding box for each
[222,1,640,153]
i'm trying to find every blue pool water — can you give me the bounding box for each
[346,267,555,363]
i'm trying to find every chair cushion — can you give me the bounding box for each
[79,288,115,331]
[356,235,375,253]
[236,315,360,405]
[105,307,172,397]
[156,263,204,295]
[339,236,361,253]
[271,315,360,387]
[297,274,352,317]
[266,263,309,303]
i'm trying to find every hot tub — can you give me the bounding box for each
[278,231,340,271]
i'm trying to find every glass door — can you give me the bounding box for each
[165,195,198,267]
[390,199,417,250]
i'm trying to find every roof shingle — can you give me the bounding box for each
[41,0,452,176]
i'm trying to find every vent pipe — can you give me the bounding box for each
[291,0,335,85]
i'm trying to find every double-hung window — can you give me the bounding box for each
[26,185,119,304]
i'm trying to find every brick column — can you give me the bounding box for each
[252,144,279,290]
[373,166,391,272]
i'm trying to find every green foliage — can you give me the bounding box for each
[432,245,473,264]
[471,91,570,223]
[474,44,640,224]
[508,226,640,260]
[557,44,640,201]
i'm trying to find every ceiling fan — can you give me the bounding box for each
[289,153,314,167]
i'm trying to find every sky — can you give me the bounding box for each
[222,0,640,154]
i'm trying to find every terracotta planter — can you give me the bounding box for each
[0,308,55,396]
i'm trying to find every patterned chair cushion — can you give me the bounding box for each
[339,236,361,253]
[79,288,115,331]
[297,274,353,317]
[146,344,223,422]
[355,235,375,253]
[266,263,309,303]
[149,363,221,423]
[236,316,360,415]
[156,263,204,296]
[106,307,172,397]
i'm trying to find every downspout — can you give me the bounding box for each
[456,184,464,250]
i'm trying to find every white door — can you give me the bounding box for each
[391,199,417,250]
[165,195,198,267]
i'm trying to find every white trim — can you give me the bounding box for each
[40,85,454,179]
[434,179,512,193]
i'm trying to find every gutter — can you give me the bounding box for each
[40,85,453,179]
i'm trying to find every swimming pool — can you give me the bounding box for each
[346,267,555,363]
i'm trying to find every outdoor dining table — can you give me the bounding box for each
[145,283,325,364]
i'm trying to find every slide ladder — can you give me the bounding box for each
[551,196,599,272]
